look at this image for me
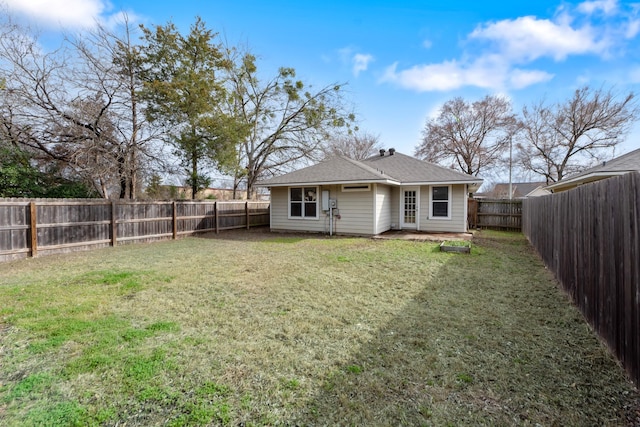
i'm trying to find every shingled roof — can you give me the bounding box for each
[361,152,481,184]
[257,151,482,187]
[547,147,640,191]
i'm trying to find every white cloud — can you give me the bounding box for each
[577,0,618,15]
[352,53,374,76]
[3,0,120,29]
[508,68,554,89]
[422,39,433,49]
[626,18,640,38]
[380,57,552,92]
[469,16,608,62]
[382,1,640,93]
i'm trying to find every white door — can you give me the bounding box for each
[401,188,419,229]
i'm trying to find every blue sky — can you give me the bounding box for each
[4,0,640,180]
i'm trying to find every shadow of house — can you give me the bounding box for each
[284,234,637,425]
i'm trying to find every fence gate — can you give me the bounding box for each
[468,199,522,231]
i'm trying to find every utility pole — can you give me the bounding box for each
[508,135,513,200]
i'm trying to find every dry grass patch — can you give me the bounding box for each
[0,229,637,426]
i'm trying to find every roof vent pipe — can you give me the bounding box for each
[389,148,395,155]
[379,149,385,156]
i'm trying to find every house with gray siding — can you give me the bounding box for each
[256,150,483,236]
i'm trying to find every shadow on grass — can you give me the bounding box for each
[291,231,639,426]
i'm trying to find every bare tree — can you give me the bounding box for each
[225,51,355,199]
[0,15,162,198]
[517,86,639,183]
[322,131,382,160]
[71,17,165,198]
[415,95,516,176]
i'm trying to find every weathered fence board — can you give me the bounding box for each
[0,199,270,262]
[523,172,640,388]
[468,199,522,231]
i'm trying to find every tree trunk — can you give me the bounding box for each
[191,155,198,200]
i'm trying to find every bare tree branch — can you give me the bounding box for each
[322,131,382,160]
[224,49,355,198]
[517,85,639,182]
[415,95,516,176]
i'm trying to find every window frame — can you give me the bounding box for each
[429,185,451,220]
[288,186,319,220]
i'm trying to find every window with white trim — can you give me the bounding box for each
[431,186,450,219]
[289,187,318,219]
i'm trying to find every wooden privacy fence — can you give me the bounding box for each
[0,199,270,262]
[468,199,522,231]
[523,172,640,388]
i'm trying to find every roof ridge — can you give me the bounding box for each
[364,152,479,180]
[340,156,396,180]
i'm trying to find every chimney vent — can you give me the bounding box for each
[389,148,396,155]
[379,149,385,156]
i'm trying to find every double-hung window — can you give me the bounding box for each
[431,186,450,219]
[289,187,318,219]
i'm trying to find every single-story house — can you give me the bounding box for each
[546,147,640,192]
[489,182,551,199]
[256,149,483,236]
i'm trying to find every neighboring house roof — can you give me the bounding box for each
[256,151,483,189]
[546,147,640,192]
[491,182,550,199]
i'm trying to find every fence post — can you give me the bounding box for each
[172,201,178,240]
[29,201,37,257]
[215,201,219,234]
[111,201,117,247]
[246,201,250,230]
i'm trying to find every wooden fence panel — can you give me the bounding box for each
[0,199,270,262]
[523,172,640,388]
[176,201,217,235]
[37,202,112,254]
[248,202,270,228]
[117,202,174,244]
[218,201,248,230]
[468,199,522,230]
[0,201,30,260]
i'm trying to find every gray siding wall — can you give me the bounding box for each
[270,185,376,235]
[270,186,327,233]
[270,183,467,235]
[333,185,374,235]
[419,184,467,233]
[374,184,392,234]
[390,187,400,229]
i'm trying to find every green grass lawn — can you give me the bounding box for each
[0,229,637,426]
